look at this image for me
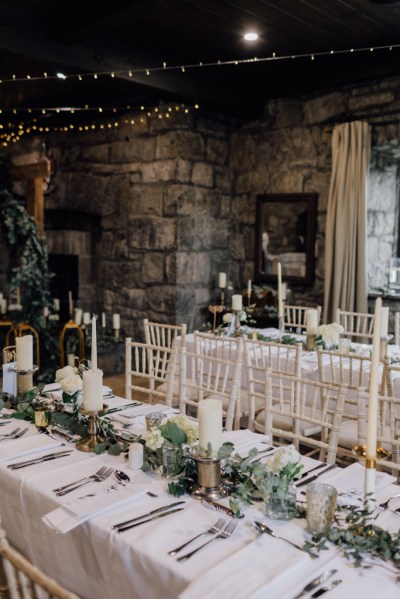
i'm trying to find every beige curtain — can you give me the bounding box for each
[324,121,370,323]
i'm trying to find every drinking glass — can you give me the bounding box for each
[145,411,164,432]
[306,483,337,535]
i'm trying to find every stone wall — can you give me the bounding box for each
[2,75,400,334]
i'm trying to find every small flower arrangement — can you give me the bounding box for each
[265,445,303,481]
[55,363,85,405]
[316,322,344,349]
[143,415,199,473]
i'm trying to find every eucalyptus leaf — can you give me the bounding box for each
[108,443,121,456]
[159,421,187,445]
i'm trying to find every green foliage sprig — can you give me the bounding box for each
[305,501,400,569]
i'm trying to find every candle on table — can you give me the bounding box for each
[16,335,33,371]
[306,309,318,335]
[365,296,382,500]
[83,312,91,325]
[74,308,83,326]
[247,279,252,299]
[1,299,7,314]
[53,298,60,312]
[277,262,284,319]
[83,368,103,411]
[232,294,242,311]
[101,312,106,328]
[218,272,227,288]
[128,443,144,470]
[113,313,120,330]
[68,291,73,318]
[198,399,222,457]
[91,315,97,370]
[380,306,389,338]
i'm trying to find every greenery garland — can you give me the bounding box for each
[0,154,58,380]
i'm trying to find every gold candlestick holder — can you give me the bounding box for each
[13,366,39,396]
[306,333,316,351]
[189,446,228,500]
[353,444,390,461]
[76,404,108,452]
[233,310,241,337]
[208,305,224,334]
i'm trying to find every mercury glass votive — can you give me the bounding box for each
[306,483,337,535]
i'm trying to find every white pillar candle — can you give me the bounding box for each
[128,443,144,470]
[232,294,242,311]
[277,262,284,318]
[43,306,49,318]
[74,308,83,326]
[366,297,382,461]
[198,399,222,457]
[67,353,75,367]
[380,306,389,338]
[218,272,227,288]
[306,309,318,335]
[16,335,33,371]
[83,312,91,325]
[68,291,73,318]
[53,298,60,311]
[1,299,7,314]
[91,315,97,370]
[101,312,106,328]
[82,368,103,411]
[113,313,121,330]
[247,279,252,298]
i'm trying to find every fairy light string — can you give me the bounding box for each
[0,42,397,84]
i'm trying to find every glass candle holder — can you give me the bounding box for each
[34,405,50,427]
[265,473,297,520]
[162,442,183,479]
[306,483,337,535]
[145,411,164,432]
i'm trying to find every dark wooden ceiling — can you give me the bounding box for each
[0,0,399,121]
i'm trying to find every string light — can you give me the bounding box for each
[0,43,397,83]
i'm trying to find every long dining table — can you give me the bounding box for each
[0,394,399,599]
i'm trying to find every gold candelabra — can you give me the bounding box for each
[76,404,108,452]
[208,305,225,334]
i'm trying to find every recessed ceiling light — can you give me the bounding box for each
[56,72,66,79]
[244,32,258,41]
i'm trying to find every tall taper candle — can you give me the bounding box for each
[365,296,382,501]
[16,335,33,371]
[198,399,222,457]
[277,262,284,318]
[218,272,227,289]
[101,312,106,328]
[68,291,73,318]
[247,279,252,298]
[91,315,97,370]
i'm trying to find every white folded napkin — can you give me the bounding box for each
[179,532,309,599]
[43,485,146,534]
[221,430,270,455]
[0,434,63,463]
[110,405,176,425]
[319,462,396,498]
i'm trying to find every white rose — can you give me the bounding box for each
[60,374,83,395]
[56,365,77,383]
[145,429,164,452]
[267,445,300,474]
[223,313,233,323]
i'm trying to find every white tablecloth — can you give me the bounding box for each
[0,398,399,599]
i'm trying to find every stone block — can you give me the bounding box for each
[273,98,303,129]
[220,195,231,217]
[231,195,258,224]
[163,185,195,216]
[81,144,109,162]
[348,92,394,112]
[206,138,228,164]
[193,188,221,218]
[176,159,192,182]
[156,131,205,160]
[146,285,177,313]
[109,138,156,163]
[215,166,232,193]
[303,93,346,125]
[128,217,176,250]
[235,167,270,195]
[166,254,177,283]
[269,169,304,193]
[141,252,165,283]
[142,160,177,182]
[230,135,257,170]
[176,252,211,284]
[192,162,213,187]
[136,185,164,216]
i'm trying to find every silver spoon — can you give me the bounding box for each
[115,470,130,484]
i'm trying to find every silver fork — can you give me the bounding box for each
[168,518,226,556]
[53,466,109,493]
[177,520,237,562]
[0,427,21,438]
[55,467,114,496]
[11,427,29,439]
[377,494,400,511]
[0,427,28,441]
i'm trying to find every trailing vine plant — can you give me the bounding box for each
[0,153,58,380]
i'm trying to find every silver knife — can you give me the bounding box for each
[292,569,338,599]
[106,402,142,414]
[310,579,342,598]
[7,450,73,469]
[115,507,184,533]
[201,498,244,518]
[113,501,186,530]
[298,462,330,479]
[295,464,336,488]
